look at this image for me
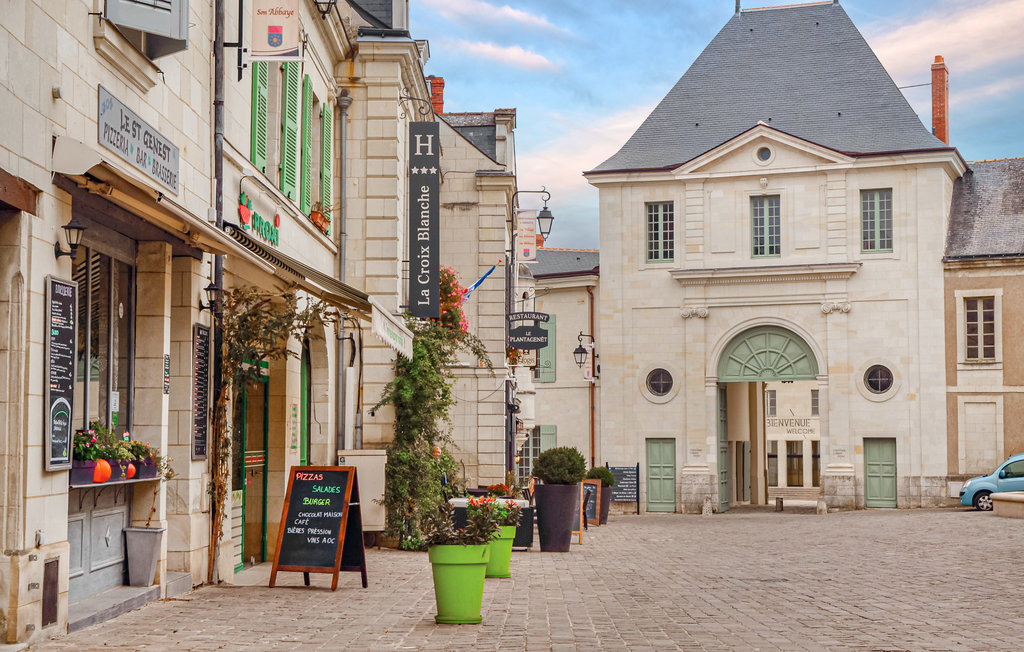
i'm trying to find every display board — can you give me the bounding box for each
[269,466,367,591]
[608,464,640,514]
[191,324,210,460]
[45,276,76,471]
[582,479,601,525]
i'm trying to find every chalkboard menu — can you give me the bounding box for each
[270,466,367,591]
[582,479,601,524]
[608,465,640,502]
[191,325,210,460]
[45,276,76,471]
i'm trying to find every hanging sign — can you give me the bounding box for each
[45,276,77,471]
[517,209,537,262]
[507,311,550,350]
[192,324,210,460]
[97,85,180,193]
[408,121,440,319]
[250,0,302,61]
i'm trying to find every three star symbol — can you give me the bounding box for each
[411,166,438,175]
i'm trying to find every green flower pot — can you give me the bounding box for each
[485,525,516,578]
[428,544,490,624]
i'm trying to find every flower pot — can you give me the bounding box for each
[70,460,97,486]
[93,459,112,483]
[136,458,158,479]
[110,460,130,480]
[485,525,516,578]
[600,487,612,524]
[534,483,580,552]
[428,544,490,624]
[124,527,165,587]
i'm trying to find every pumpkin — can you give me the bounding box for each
[93,459,112,483]
[125,462,137,479]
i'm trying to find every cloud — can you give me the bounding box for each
[867,0,1024,83]
[439,39,560,72]
[419,0,565,33]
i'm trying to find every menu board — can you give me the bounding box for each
[270,466,367,591]
[45,276,76,471]
[608,465,640,502]
[582,479,601,524]
[191,325,210,460]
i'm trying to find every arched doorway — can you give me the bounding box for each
[715,326,820,512]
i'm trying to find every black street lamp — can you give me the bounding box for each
[574,331,596,368]
[512,187,555,242]
[54,217,86,259]
[198,282,223,313]
[313,0,337,19]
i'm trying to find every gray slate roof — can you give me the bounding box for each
[591,2,947,173]
[531,249,600,277]
[945,159,1024,259]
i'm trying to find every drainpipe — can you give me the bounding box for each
[336,90,352,458]
[210,0,226,585]
[587,284,595,468]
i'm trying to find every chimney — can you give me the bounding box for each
[536,234,545,250]
[931,55,949,144]
[427,75,444,115]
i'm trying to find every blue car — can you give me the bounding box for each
[960,453,1024,510]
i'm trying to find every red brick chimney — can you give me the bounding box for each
[931,55,949,144]
[536,234,545,249]
[427,76,444,115]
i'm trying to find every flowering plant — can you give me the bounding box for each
[487,483,510,497]
[72,423,175,480]
[421,500,500,547]
[72,430,103,461]
[437,266,469,333]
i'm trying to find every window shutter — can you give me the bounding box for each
[539,425,557,452]
[299,75,313,215]
[537,315,556,383]
[106,0,189,43]
[320,104,333,232]
[280,62,300,200]
[250,62,268,174]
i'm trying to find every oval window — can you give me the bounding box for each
[864,365,893,394]
[757,146,772,161]
[646,368,673,397]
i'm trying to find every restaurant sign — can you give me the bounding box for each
[508,312,549,350]
[97,85,180,193]
[239,192,281,246]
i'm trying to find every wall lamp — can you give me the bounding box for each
[313,0,337,19]
[573,331,596,368]
[511,187,555,241]
[54,217,86,259]
[198,282,223,312]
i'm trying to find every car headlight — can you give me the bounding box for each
[962,478,973,489]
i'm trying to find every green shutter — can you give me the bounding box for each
[299,74,313,214]
[280,62,300,200]
[250,62,268,174]
[537,315,556,383]
[320,104,333,234]
[539,425,557,452]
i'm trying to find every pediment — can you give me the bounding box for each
[675,123,853,176]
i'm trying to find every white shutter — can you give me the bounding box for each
[106,0,189,42]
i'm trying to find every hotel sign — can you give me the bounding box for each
[97,85,179,193]
[408,121,440,319]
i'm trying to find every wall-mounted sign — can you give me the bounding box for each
[517,209,537,262]
[192,324,210,460]
[97,85,180,193]
[251,0,302,61]
[239,192,281,246]
[408,121,440,319]
[45,276,76,471]
[508,324,548,350]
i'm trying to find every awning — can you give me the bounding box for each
[223,222,372,318]
[370,297,414,359]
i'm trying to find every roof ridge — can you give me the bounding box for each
[969,157,1024,163]
[741,1,834,12]
[539,247,600,252]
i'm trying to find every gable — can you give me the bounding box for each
[681,125,850,176]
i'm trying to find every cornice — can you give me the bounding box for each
[670,262,861,286]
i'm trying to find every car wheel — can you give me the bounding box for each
[974,491,993,511]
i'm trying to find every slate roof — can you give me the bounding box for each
[945,158,1024,259]
[531,249,600,277]
[590,1,947,173]
[354,0,392,28]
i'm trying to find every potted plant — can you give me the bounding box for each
[586,466,616,525]
[124,452,175,587]
[421,500,499,624]
[487,483,510,498]
[71,429,111,484]
[532,446,586,552]
[309,200,331,234]
[481,497,521,578]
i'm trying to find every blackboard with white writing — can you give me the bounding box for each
[583,479,601,523]
[191,325,210,460]
[270,466,367,591]
[608,465,639,502]
[45,276,76,471]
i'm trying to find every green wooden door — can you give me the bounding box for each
[645,438,676,512]
[864,438,897,508]
[717,385,730,513]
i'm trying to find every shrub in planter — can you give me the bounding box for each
[532,447,586,552]
[586,467,616,525]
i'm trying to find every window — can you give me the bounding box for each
[810,389,819,417]
[646,369,673,396]
[751,195,780,257]
[756,147,771,161]
[965,297,996,360]
[767,441,778,487]
[861,189,893,252]
[766,389,777,417]
[786,441,803,487]
[864,365,893,394]
[517,425,556,483]
[1003,460,1024,479]
[646,202,674,262]
[534,314,556,383]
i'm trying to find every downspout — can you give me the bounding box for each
[210,0,226,584]
[335,90,352,458]
[587,284,595,468]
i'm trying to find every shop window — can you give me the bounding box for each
[72,248,135,436]
[767,441,778,487]
[786,440,803,487]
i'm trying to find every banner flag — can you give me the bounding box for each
[251,0,302,62]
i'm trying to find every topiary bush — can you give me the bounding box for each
[532,447,586,485]
[586,466,615,487]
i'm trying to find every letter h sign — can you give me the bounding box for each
[407,121,441,319]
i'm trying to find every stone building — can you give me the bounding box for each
[585,1,966,513]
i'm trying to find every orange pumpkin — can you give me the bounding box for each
[93,459,112,483]
[125,462,137,479]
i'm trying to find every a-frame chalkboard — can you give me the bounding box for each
[269,466,368,591]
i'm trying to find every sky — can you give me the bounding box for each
[409,0,1024,250]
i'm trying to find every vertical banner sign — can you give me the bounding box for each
[192,325,210,460]
[517,209,537,262]
[251,0,302,61]
[45,277,76,471]
[408,121,441,319]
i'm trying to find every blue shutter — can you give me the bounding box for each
[536,315,556,383]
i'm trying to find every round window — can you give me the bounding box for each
[864,365,894,394]
[646,368,674,397]
[757,146,772,161]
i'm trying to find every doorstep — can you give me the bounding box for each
[67,572,190,632]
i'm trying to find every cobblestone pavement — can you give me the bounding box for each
[28,506,1024,651]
